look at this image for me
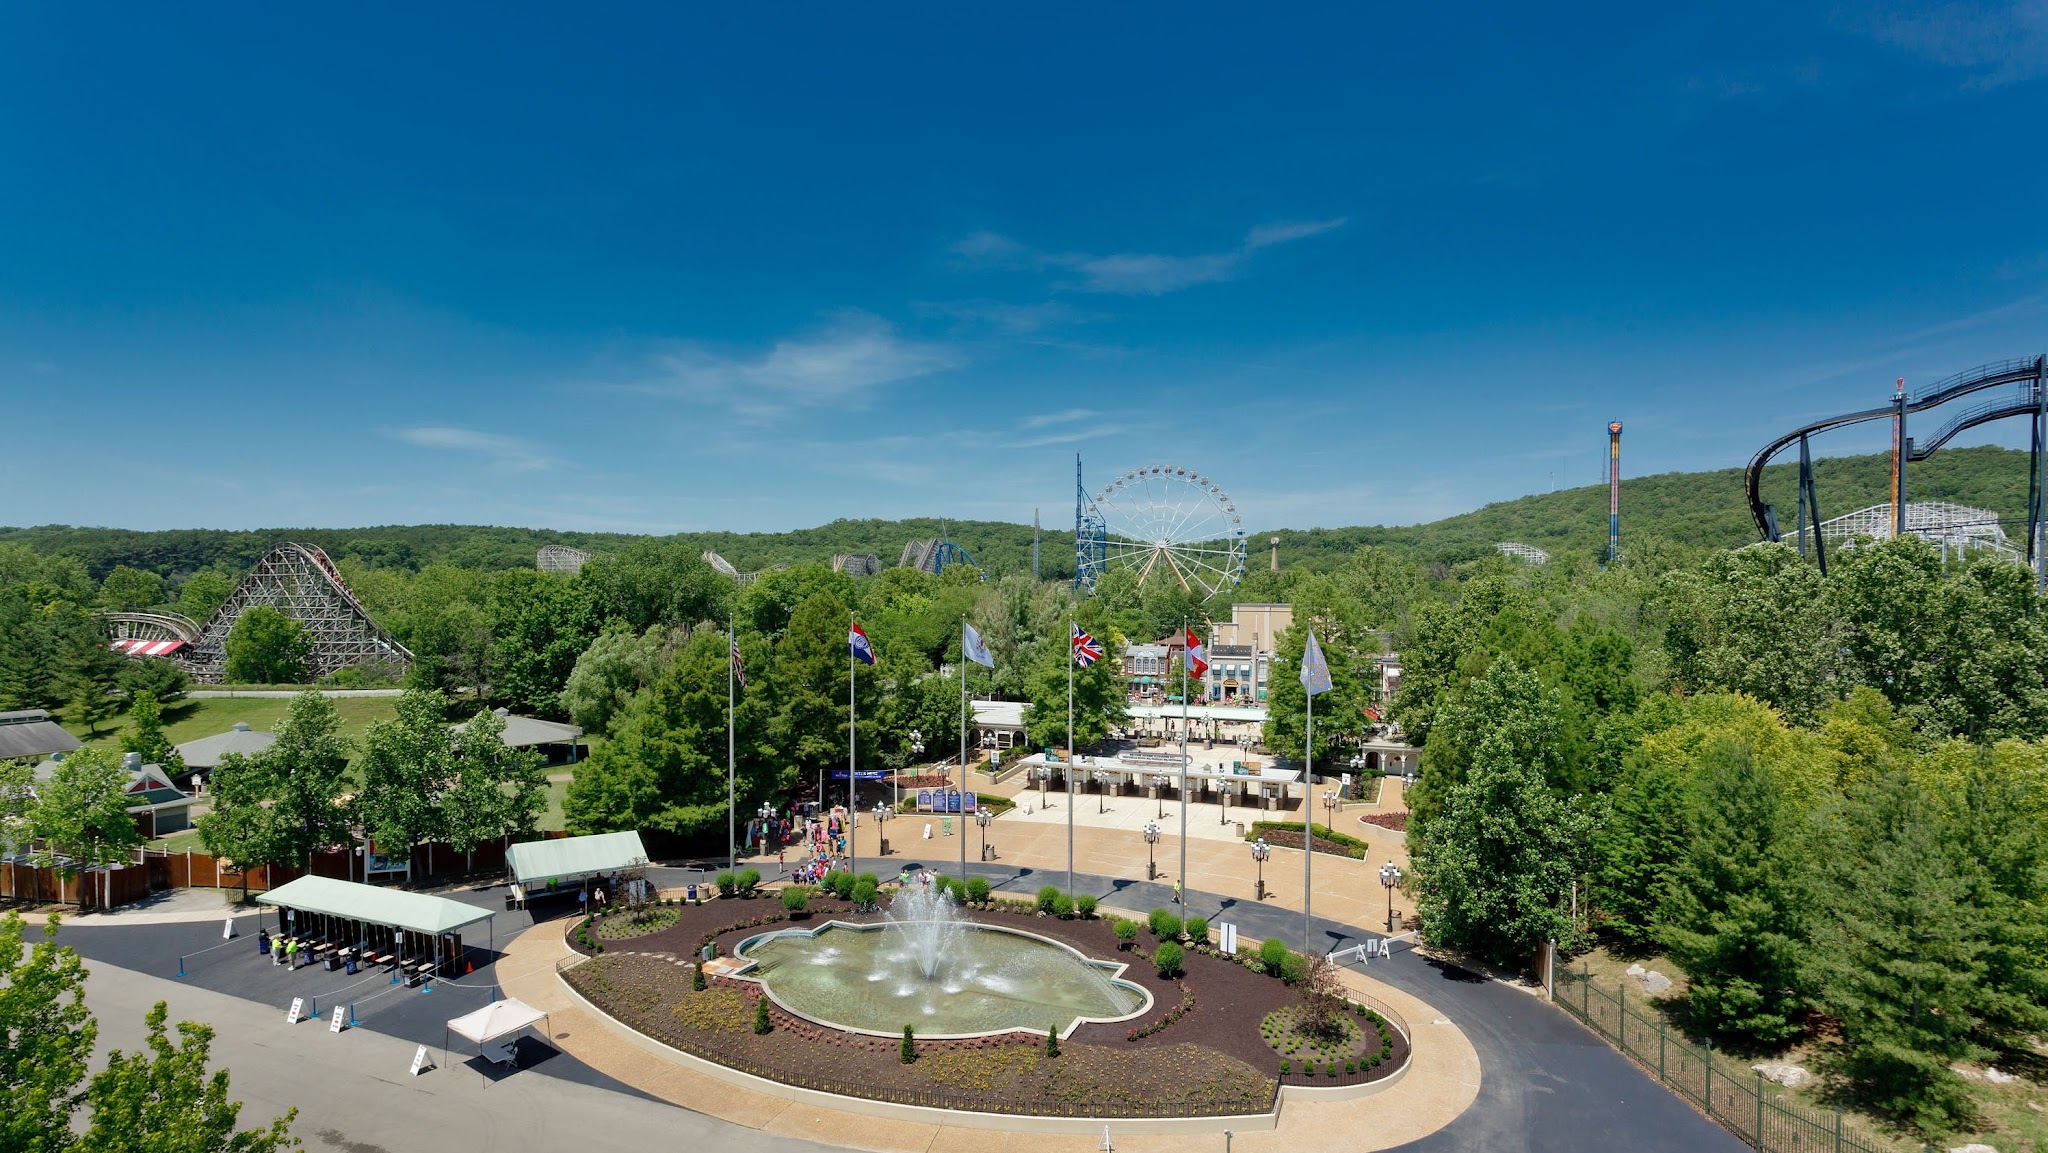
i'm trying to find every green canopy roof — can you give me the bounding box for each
[505,831,649,887]
[258,875,494,935]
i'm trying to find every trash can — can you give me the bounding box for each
[687,884,699,902]
[701,944,715,962]
[345,957,358,975]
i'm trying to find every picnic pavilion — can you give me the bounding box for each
[257,875,495,982]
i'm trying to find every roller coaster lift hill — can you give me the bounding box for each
[1746,355,2048,584]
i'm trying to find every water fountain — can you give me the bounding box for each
[736,886,1150,1037]
[886,883,967,980]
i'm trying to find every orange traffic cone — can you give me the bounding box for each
[465,961,474,974]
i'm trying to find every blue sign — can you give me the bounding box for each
[828,769,889,781]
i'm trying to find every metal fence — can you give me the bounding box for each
[1554,963,1904,1153]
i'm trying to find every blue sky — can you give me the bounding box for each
[4,3,2047,535]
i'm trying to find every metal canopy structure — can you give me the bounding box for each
[183,544,413,683]
[257,875,494,936]
[504,830,649,888]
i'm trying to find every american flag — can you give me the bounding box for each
[1071,623,1103,667]
[731,635,746,689]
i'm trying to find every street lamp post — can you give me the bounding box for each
[1143,821,1160,881]
[905,729,924,813]
[1251,838,1270,900]
[1152,774,1169,818]
[1093,769,1109,813]
[1379,861,1403,933]
[874,802,890,857]
[1322,788,1340,840]
[1035,765,1051,808]
[976,807,993,862]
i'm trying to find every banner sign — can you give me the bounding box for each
[330,1006,347,1033]
[286,997,303,1025]
[914,790,977,813]
[827,769,888,781]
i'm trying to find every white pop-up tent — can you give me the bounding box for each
[445,998,550,1072]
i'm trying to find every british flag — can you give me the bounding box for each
[1071,623,1103,667]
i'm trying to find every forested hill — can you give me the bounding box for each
[3,445,2033,579]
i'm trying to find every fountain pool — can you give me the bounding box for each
[735,900,1150,1038]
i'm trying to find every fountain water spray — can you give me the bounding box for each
[885,884,967,981]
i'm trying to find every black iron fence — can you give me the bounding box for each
[1554,963,1904,1153]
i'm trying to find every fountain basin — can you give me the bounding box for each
[734,919,1152,1039]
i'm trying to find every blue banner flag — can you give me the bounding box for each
[1299,629,1333,696]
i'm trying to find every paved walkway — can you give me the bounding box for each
[495,920,1482,1152]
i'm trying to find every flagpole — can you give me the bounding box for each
[1304,682,1314,954]
[728,617,736,875]
[1066,622,1075,899]
[1179,618,1188,918]
[849,616,858,884]
[960,618,969,883]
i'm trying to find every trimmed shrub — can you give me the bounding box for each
[1045,1026,1059,1058]
[852,878,878,909]
[1037,885,1061,914]
[1113,918,1139,946]
[781,884,811,913]
[1185,916,1209,944]
[692,961,706,991]
[827,870,853,899]
[901,1024,916,1064]
[1075,893,1097,918]
[1280,1059,1291,1075]
[737,868,762,897]
[1052,893,1073,919]
[716,870,737,897]
[965,876,992,903]
[1279,950,1309,986]
[753,995,772,1035]
[1148,908,1183,939]
[1258,936,1289,974]
[1154,940,1185,978]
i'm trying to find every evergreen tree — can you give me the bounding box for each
[1809,772,1991,1133]
[1656,740,1810,1047]
[118,689,183,776]
[1589,752,1691,950]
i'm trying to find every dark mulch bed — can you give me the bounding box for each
[561,890,1407,1113]
[1357,811,1409,832]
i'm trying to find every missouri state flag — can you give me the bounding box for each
[849,622,877,665]
[1071,623,1103,667]
[1183,626,1208,680]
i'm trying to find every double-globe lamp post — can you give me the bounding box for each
[1143,821,1161,881]
[1152,774,1170,818]
[873,802,889,857]
[1093,769,1110,813]
[1251,837,1270,900]
[976,807,993,862]
[1380,861,1403,934]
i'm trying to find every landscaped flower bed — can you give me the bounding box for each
[592,905,681,940]
[559,891,1404,1115]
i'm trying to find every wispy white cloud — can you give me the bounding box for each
[954,218,1349,296]
[1856,0,2048,87]
[628,312,961,421]
[391,426,553,470]
[1021,408,1100,430]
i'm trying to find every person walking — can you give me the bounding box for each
[285,937,299,969]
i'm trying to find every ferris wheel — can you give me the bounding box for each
[1084,464,1247,598]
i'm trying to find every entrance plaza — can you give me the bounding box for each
[31,771,1741,1153]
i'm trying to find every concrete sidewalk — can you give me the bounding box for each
[78,956,842,1153]
[495,921,1481,1153]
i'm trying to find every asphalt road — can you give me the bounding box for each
[36,861,1745,1153]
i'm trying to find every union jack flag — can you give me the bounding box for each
[731,634,746,689]
[1071,623,1103,667]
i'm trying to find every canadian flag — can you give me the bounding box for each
[1184,626,1208,680]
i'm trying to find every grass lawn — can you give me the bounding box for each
[540,777,569,831]
[65,695,399,753]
